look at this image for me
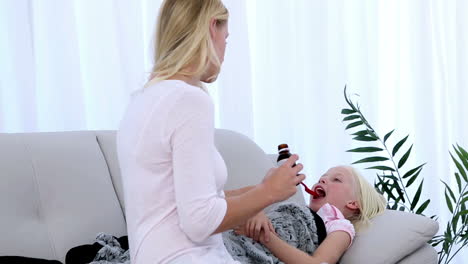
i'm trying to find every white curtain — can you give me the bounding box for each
[1,0,467,262]
[245,1,468,263]
[246,0,468,173]
[0,0,147,131]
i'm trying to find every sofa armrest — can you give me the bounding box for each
[267,154,278,166]
[341,210,438,264]
[397,243,438,264]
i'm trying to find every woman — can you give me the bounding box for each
[116,0,306,263]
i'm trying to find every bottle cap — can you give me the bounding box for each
[278,143,289,151]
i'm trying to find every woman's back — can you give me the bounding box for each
[117,80,231,263]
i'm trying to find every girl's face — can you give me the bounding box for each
[309,166,360,218]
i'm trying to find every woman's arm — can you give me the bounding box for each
[213,163,304,234]
[224,185,255,197]
[170,89,304,240]
[260,230,351,264]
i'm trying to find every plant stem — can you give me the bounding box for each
[443,181,468,262]
[361,107,412,210]
[380,139,413,212]
[345,92,413,211]
[453,183,468,223]
[445,239,468,264]
[439,249,445,264]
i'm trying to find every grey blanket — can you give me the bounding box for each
[89,233,130,264]
[222,202,320,264]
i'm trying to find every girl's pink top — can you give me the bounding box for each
[316,203,356,246]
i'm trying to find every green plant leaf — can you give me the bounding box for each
[381,182,395,201]
[454,145,468,173]
[398,145,413,169]
[343,115,361,121]
[381,174,399,182]
[352,156,389,164]
[411,179,424,211]
[352,130,368,136]
[353,135,378,142]
[346,120,364,130]
[395,185,405,203]
[341,108,356,115]
[367,131,379,140]
[405,174,419,188]
[347,147,383,153]
[443,240,450,253]
[455,172,462,193]
[457,210,468,217]
[393,197,402,208]
[377,176,397,201]
[457,144,468,162]
[402,163,425,179]
[416,199,430,214]
[461,203,467,223]
[452,213,459,237]
[392,135,409,157]
[431,238,444,247]
[441,227,453,259]
[445,190,454,213]
[384,129,395,143]
[461,196,468,205]
[367,166,395,172]
[450,152,467,182]
[374,181,381,188]
[441,180,457,203]
[343,86,357,111]
[429,235,443,246]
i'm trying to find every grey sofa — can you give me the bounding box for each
[0,129,438,263]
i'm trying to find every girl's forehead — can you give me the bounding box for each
[323,166,354,179]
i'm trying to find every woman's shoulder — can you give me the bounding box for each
[144,80,214,124]
[146,80,210,103]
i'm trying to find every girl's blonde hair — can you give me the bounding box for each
[347,166,387,232]
[146,0,229,89]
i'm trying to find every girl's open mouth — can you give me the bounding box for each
[313,186,326,199]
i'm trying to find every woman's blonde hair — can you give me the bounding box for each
[347,166,387,232]
[146,0,229,89]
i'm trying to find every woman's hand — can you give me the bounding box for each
[240,211,275,242]
[261,154,306,203]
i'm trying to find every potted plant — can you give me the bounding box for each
[340,87,468,264]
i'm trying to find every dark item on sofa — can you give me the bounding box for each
[0,256,62,264]
[65,235,128,264]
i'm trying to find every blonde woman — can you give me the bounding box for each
[234,166,387,264]
[116,0,305,263]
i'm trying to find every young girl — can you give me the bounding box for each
[233,165,387,264]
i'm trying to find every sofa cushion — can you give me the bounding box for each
[214,129,305,205]
[0,132,127,262]
[95,131,125,213]
[397,243,438,264]
[341,209,439,264]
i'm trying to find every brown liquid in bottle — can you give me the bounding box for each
[277,144,295,167]
[276,143,318,197]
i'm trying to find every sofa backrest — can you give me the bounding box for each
[94,129,306,215]
[0,131,127,262]
[0,129,305,262]
[214,129,305,206]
